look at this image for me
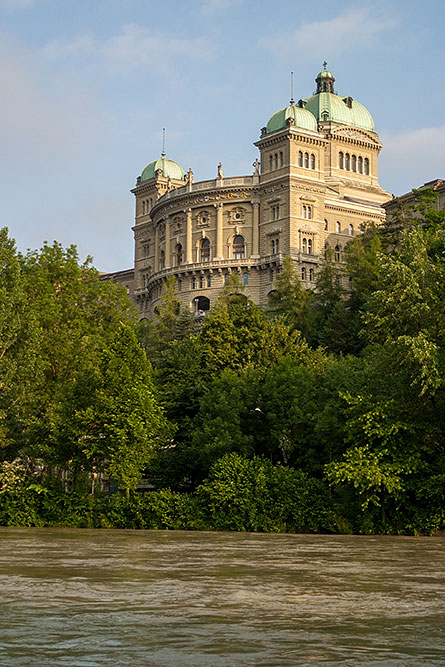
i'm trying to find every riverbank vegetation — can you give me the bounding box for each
[0,192,444,534]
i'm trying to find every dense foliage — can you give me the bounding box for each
[1,191,444,534]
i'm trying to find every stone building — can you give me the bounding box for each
[109,66,390,317]
[383,179,445,220]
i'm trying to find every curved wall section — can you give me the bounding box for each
[133,175,262,317]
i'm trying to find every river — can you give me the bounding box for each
[0,528,444,665]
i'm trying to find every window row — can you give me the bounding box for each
[323,220,354,235]
[298,151,316,169]
[271,238,280,254]
[338,152,369,175]
[271,205,280,220]
[158,235,246,270]
[302,204,313,219]
[301,238,313,254]
[269,152,284,170]
[301,267,315,282]
[141,198,154,215]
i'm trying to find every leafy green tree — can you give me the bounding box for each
[199,298,312,377]
[268,255,314,340]
[18,241,137,462]
[139,276,194,366]
[64,323,172,497]
[0,229,41,456]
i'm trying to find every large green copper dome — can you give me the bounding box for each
[303,92,375,132]
[266,103,318,134]
[140,155,185,182]
[265,65,376,135]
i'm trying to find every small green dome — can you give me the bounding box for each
[266,103,318,134]
[303,92,375,132]
[317,69,334,79]
[140,155,185,182]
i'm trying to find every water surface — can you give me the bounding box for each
[0,528,444,665]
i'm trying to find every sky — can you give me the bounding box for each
[1,0,444,272]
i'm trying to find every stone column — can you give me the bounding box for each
[215,202,224,259]
[251,201,260,258]
[186,208,193,263]
[154,225,159,271]
[165,219,171,268]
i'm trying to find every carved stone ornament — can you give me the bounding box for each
[333,127,380,144]
[197,210,210,228]
[228,207,245,224]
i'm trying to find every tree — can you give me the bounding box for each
[63,324,172,497]
[0,229,41,457]
[139,276,194,366]
[268,255,314,341]
[17,241,137,463]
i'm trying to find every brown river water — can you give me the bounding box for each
[0,528,444,665]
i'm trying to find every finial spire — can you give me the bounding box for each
[161,128,166,157]
[323,60,328,70]
[290,71,294,105]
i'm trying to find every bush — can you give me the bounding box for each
[197,453,336,533]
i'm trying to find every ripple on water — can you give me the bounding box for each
[0,529,444,666]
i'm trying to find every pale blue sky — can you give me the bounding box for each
[1,0,444,271]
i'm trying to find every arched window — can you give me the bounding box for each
[274,153,278,169]
[192,276,196,289]
[358,156,363,174]
[310,153,316,169]
[175,243,183,266]
[275,237,279,253]
[324,219,328,231]
[178,279,182,291]
[279,151,284,167]
[351,155,357,172]
[159,250,165,270]
[298,151,303,167]
[302,238,307,253]
[199,275,204,289]
[233,235,245,259]
[335,245,341,262]
[269,155,273,170]
[308,238,313,254]
[301,267,306,280]
[271,239,275,254]
[195,295,210,312]
[307,205,312,220]
[309,268,314,281]
[336,221,341,233]
[207,274,211,288]
[243,272,249,286]
[304,152,309,168]
[345,153,350,170]
[348,224,354,236]
[364,157,369,175]
[200,238,210,262]
[339,152,344,169]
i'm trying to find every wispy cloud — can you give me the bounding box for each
[201,0,241,14]
[263,6,396,59]
[0,37,106,163]
[380,126,445,196]
[44,24,213,77]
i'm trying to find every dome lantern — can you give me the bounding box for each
[316,61,335,94]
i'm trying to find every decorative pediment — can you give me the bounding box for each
[299,223,317,234]
[332,127,381,146]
